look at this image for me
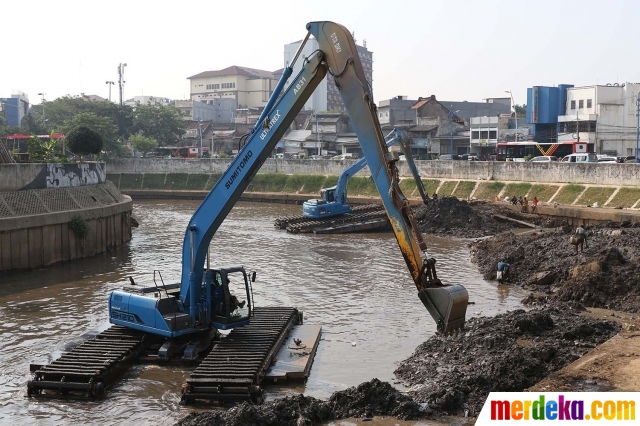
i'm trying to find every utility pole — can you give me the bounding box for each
[106,81,115,102]
[636,93,640,162]
[117,63,127,106]
[197,117,203,156]
[37,93,46,126]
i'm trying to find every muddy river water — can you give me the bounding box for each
[0,200,526,425]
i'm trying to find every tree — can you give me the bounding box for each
[21,112,47,135]
[514,104,527,117]
[130,135,157,157]
[65,126,104,159]
[61,112,124,157]
[133,104,186,146]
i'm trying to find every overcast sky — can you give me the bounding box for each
[3,0,639,108]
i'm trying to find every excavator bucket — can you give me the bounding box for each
[418,285,469,334]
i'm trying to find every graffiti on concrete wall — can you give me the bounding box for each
[21,163,106,190]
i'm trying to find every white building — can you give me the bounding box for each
[558,83,640,156]
[187,66,278,110]
[124,95,172,107]
[284,38,372,112]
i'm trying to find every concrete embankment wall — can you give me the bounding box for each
[108,158,640,187]
[0,163,132,272]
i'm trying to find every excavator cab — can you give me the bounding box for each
[210,267,254,330]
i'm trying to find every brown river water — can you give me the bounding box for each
[0,200,526,425]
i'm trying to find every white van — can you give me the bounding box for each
[561,153,598,163]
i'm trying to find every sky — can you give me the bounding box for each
[3,0,640,108]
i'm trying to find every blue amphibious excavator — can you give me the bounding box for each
[108,21,469,359]
[302,129,429,219]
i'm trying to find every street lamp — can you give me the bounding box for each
[106,81,115,102]
[37,92,46,126]
[449,107,460,157]
[505,90,518,139]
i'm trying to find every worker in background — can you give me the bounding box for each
[521,196,528,213]
[570,226,588,254]
[497,261,510,284]
[531,197,539,214]
[510,195,518,205]
[432,193,438,202]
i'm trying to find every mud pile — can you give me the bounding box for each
[394,306,620,416]
[175,379,425,426]
[470,223,640,312]
[413,197,510,238]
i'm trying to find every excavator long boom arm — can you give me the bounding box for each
[307,22,467,333]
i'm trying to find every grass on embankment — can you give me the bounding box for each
[118,173,143,189]
[436,181,458,196]
[164,174,190,190]
[608,187,640,208]
[185,174,211,190]
[503,183,532,199]
[528,184,560,203]
[347,177,379,196]
[553,184,585,205]
[399,179,417,196]
[474,182,505,200]
[453,181,476,199]
[141,174,167,190]
[576,187,616,206]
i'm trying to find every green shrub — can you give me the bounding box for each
[66,126,103,157]
[69,215,89,239]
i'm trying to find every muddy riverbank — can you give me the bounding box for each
[470,222,640,312]
[412,198,563,238]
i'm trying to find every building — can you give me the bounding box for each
[469,115,530,156]
[557,83,640,156]
[124,95,171,107]
[377,96,417,127]
[278,112,351,157]
[187,66,279,110]
[0,91,29,126]
[527,83,640,156]
[409,95,513,156]
[175,99,237,124]
[526,84,573,143]
[284,38,373,112]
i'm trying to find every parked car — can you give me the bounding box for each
[561,153,599,163]
[529,156,558,162]
[597,156,617,163]
[438,154,461,160]
[617,156,639,163]
[331,153,358,160]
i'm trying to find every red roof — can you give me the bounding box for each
[6,133,65,140]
